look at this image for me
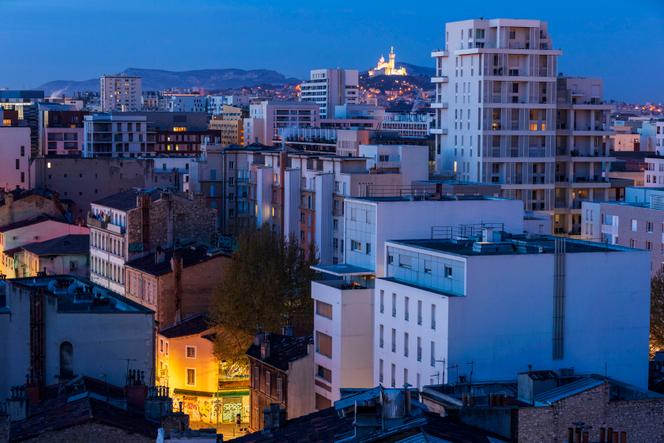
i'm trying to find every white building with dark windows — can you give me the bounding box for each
[300,69,359,119]
[83,113,147,158]
[100,74,142,112]
[374,232,649,391]
[311,195,525,406]
[431,18,613,235]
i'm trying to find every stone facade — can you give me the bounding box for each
[518,383,664,443]
[125,252,230,327]
[0,191,69,227]
[126,193,216,254]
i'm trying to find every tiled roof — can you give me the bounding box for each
[91,188,159,211]
[230,408,504,443]
[0,215,59,232]
[534,377,605,406]
[125,244,228,276]
[160,314,211,338]
[10,395,158,441]
[246,334,312,371]
[21,234,89,256]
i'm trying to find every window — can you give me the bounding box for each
[379,359,384,383]
[404,332,409,357]
[316,393,332,410]
[631,219,638,232]
[186,368,196,386]
[316,331,332,358]
[417,300,422,325]
[399,254,413,269]
[265,370,271,395]
[59,342,74,379]
[391,328,396,353]
[647,221,654,233]
[316,365,332,382]
[424,260,432,274]
[275,376,283,401]
[392,293,397,317]
[430,341,436,367]
[379,290,384,313]
[403,368,409,385]
[431,304,437,330]
[379,324,384,348]
[316,300,333,319]
[390,363,396,387]
[183,347,200,365]
[417,337,422,362]
[252,366,259,388]
[365,242,371,255]
[404,296,409,321]
[350,239,362,252]
[444,265,453,278]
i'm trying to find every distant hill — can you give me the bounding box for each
[38,67,301,96]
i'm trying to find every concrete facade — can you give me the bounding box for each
[0,126,30,191]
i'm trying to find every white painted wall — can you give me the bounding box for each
[311,281,374,404]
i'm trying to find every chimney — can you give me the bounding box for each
[5,191,14,224]
[155,246,166,265]
[260,335,271,360]
[124,369,147,410]
[171,253,183,325]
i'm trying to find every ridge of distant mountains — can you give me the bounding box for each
[37,64,435,96]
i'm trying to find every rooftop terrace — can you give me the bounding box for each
[390,233,628,257]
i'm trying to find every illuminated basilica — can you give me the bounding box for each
[368,46,408,77]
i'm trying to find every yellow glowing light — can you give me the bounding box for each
[172,127,187,132]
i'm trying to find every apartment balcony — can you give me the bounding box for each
[431,49,449,57]
[431,102,449,109]
[430,128,448,135]
[431,76,449,84]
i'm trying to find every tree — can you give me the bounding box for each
[211,225,318,363]
[651,270,664,357]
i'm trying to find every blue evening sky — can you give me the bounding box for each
[1,0,663,102]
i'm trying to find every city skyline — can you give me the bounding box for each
[2,0,663,103]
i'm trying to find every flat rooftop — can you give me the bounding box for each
[350,195,505,203]
[390,233,629,256]
[5,276,153,314]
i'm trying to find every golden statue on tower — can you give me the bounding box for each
[368,46,408,77]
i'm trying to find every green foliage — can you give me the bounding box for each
[211,225,318,363]
[652,270,664,356]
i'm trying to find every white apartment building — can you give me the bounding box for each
[311,196,525,405]
[216,144,429,263]
[380,113,433,138]
[300,69,359,119]
[645,157,664,186]
[244,100,320,146]
[88,196,132,295]
[100,74,142,112]
[82,113,148,157]
[166,94,207,113]
[640,120,664,155]
[373,233,649,391]
[431,18,613,235]
[343,195,524,276]
[582,186,664,275]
